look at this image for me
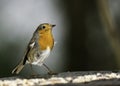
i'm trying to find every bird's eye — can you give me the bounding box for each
[42,25,46,29]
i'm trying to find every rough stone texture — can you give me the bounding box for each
[0,71,120,86]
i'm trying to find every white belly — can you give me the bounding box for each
[32,46,51,66]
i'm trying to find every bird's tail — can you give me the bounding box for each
[12,60,25,74]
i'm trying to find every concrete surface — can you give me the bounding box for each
[0,71,120,86]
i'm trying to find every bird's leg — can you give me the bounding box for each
[30,64,38,76]
[42,63,57,75]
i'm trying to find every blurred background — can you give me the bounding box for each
[0,0,120,77]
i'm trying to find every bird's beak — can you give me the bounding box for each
[52,24,56,27]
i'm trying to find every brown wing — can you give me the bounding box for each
[23,33,38,65]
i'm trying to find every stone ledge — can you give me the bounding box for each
[0,71,120,86]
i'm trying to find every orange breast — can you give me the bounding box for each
[38,31,54,50]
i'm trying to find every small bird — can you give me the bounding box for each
[12,23,56,75]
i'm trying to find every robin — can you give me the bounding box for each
[12,23,56,75]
